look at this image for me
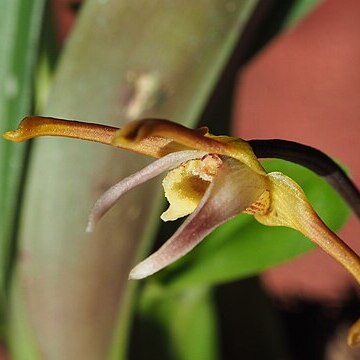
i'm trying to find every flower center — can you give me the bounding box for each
[161,154,222,221]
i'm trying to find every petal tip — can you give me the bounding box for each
[348,319,360,347]
[2,130,21,142]
[129,256,163,280]
[128,264,152,280]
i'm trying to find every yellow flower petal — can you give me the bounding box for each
[3,116,117,145]
[348,318,360,346]
[255,172,360,273]
[114,118,266,175]
[2,116,187,158]
[4,117,267,177]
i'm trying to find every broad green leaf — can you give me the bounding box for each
[134,284,219,360]
[8,1,260,359]
[158,159,350,290]
[0,0,46,294]
[8,285,41,359]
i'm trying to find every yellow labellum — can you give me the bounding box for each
[161,154,223,221]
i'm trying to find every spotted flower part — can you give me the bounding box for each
[3,116,360,345]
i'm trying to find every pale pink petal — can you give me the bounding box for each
[129,158,267,279]
[86,150,207,232]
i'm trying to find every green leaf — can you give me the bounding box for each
[159,159,350,290]
[284,0,322,28]
[0,0,46,293]
[134,284,219,360]
[8,1,260,359]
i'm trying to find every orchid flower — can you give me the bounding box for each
[3,116,360,345]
